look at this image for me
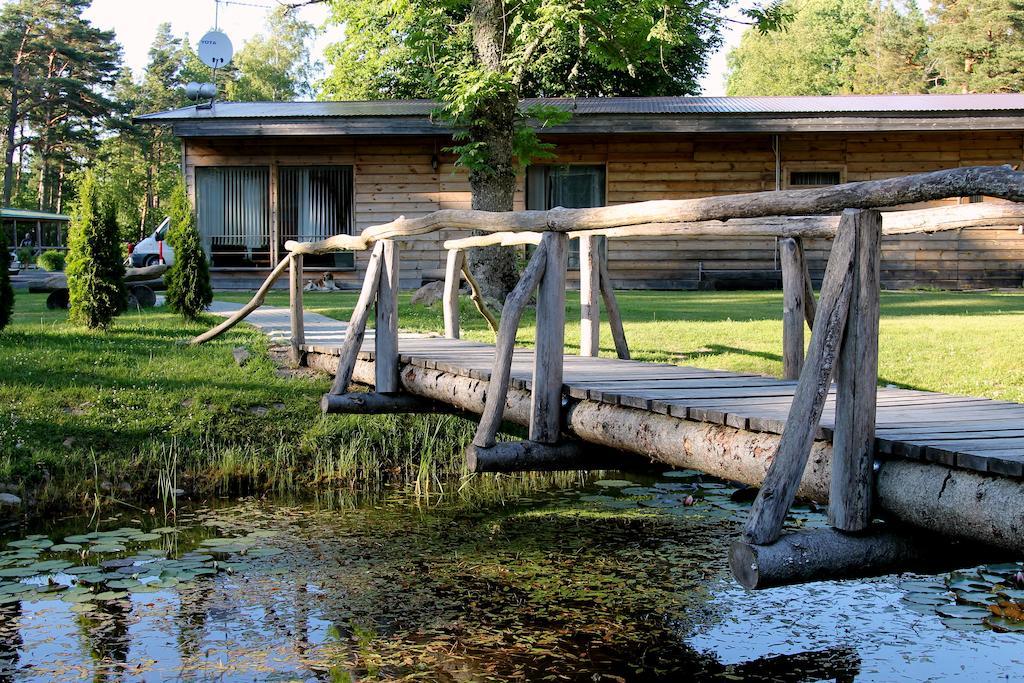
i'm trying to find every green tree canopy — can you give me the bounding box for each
[0,0,121,210]
[226,8,319,102]
[929,0,1024,93]
[315,0,787,298]
[726,0,927,95]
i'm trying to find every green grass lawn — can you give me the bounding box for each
[2,287,1022,512]
[221,288,1024,403]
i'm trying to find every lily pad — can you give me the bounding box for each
[48,544,83,553]
[985,616,1024,633]
[594,480,635,488]
[93,591,129,601]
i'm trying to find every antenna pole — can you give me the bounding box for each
[214,0,220,30]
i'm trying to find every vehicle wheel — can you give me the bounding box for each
[46,289,70,310]
[143,254,162,267]
[129,285,157,308]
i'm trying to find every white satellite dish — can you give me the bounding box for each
[198,30,233,69]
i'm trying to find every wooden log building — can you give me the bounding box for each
[137,94,1024,290]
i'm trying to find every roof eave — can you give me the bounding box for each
[154,111,1024,138]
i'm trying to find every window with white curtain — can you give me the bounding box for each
[526,165,606,268]
[280,166,354,269]
[195,166,271,268]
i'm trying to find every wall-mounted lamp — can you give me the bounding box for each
[431,153,439,171]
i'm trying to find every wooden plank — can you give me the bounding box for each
[579,235,601,357]
[531,233,569,444]
[375,240,401,393]
[780,237,805,380]
[830,209,882,532]
[443,249,464,339]
[745,209,858,545]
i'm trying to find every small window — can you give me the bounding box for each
[790,170,842,187]
[526,165,606,268]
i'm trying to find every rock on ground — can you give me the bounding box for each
[410,281,445,307]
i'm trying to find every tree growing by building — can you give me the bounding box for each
[226,7,319,102]
[727,0,927,95]
[66,171,127,329]
[312,0,789,301]
[929,0,1024,93]
[164,180,212,320]
[0,228,12,332]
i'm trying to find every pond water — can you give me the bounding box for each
[0,469,1021,682]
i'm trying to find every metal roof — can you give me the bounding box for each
[0,207,69,221]
[137,94,1024,122]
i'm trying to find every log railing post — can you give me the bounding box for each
[375,239,400,393]
[780,237,806,380]
[579,235,600,356]
[329,242,385,395]
[598,240,630,360]
[443,248,464,339]
[289,252,306,367]
[744,210,860,545]
[830,210,882,531]
[530,232,568,443]
[472,241,550,448]
[798,239,817,327]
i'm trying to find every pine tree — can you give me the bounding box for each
[929,0,1024,93]
[0,227,13,332]
[164,180,212,320]
[66,170,127,329]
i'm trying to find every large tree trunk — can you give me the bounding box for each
[3,58,22,207]
[465,0,521,304]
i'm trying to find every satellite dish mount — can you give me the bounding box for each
[193,0,234,109]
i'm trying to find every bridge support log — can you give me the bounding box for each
[306,354,1024,556]
[467,440,635,473]
[729,526,1001,590]
[321,392,458,415]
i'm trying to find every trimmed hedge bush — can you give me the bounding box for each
[37,249,66,272]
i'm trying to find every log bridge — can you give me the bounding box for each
[196,167,1024,590]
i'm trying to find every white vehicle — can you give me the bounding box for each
[129,217,175,267]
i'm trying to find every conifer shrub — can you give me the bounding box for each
[165,180,213,320]
[66,171,127,329]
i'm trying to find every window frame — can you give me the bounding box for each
[783,163,847,189]
[276,163,357,271]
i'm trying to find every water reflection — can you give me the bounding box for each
[0,472,1019,681]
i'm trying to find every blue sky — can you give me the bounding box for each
[77,0,751,96]
[11,0,932,97]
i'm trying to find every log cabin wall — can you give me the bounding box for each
[182,130,1024,291]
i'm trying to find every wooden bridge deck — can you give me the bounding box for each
[212,303,1024,482]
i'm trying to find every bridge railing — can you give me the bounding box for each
[192,165,1024,555]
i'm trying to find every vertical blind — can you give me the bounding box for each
[279,166,354,243]
[195,167,270,260]
[526,165,606,267]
